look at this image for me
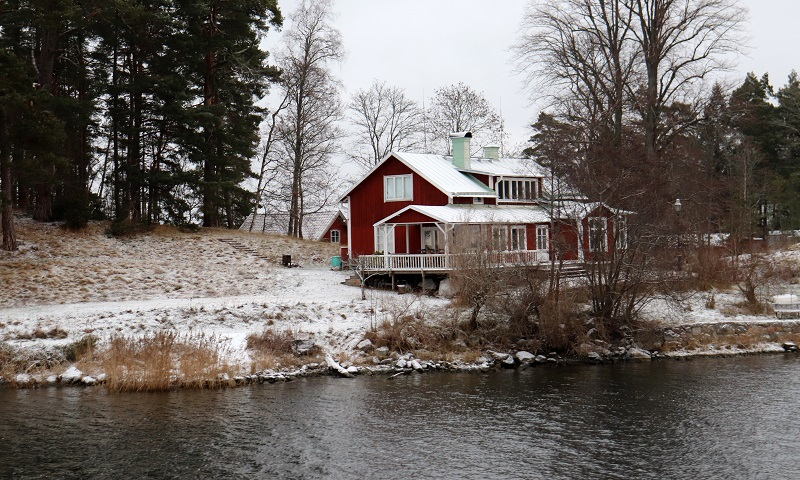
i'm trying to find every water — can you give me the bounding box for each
[2,355,799,479]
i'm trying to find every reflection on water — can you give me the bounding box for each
[2,355,799,479]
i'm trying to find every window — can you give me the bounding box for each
[497,178,539,202]
[588,217,607,252]
[510,226,527,251]
[615,217,627,249]
[330,230,340,244]
[492,226,508,251]
[374,225,395,253]
[536,225,549,251]
[473,197,484,204]
[384,174,413,202]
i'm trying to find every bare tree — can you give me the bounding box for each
[348,81,423,170]
[426,82,501,154]
[621,0,745,163]
[271,0,343,238]
[515,0,639,153]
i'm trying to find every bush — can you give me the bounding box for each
[105,219,155,238]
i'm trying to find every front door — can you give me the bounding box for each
[421,226,440,253]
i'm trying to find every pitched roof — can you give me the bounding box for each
[375,204,551,225]
[341,151,550,201]
[239,211,343,241]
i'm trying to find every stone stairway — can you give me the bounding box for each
[218,238,272,261]
[558,263,587,279]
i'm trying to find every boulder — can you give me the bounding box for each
[515,351,535,363]
[15,373,32,385]
[587,352,603,363]
[346,366,359,375]
[534,355,547,363]
[395,358,407,369]
[325,355,354,378]
[438,278,455,298]
[61,366,83,383]
[783,342,799,352]
[421,278,437,292]
[292,340,318,356]
[356,339,374,352]
[81,376,97,386]
[501,355,516,368]
[410,360,423,371]
[375,346,390,356]
[626,347,652,360]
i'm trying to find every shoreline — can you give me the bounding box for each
[3,338,798,390]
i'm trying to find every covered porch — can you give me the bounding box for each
[359,204,553,273]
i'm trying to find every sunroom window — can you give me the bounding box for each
[497,178,539,202]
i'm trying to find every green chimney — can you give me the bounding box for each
[450,131,472,169]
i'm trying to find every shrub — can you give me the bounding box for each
[105,219,155,238]
[61,335,98,362]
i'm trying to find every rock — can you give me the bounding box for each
[421,278,437,292]
[451,338,467,349]
[81,376,97,386]
[372,356,381,364]
[515,351,535,363]
[356,339,374,352]
[325,354,354,378]
[626,347,652,360]
[346,366,359,374]
[546,357,557,363]
[15,373,32,385]
[501,355,516,368]
[410,360,423,370]
[534,355,547,363]
[783,342,799,352]
[375,346,390,357]
[380,358,394,365]
[292,340,318,356]
[476,356,489,364]
[587,352,603,363]
[96,373,107,382]
[395,358,407,369]
[45,375,57,385]
[438,278,455,298]
[61,366,83,383]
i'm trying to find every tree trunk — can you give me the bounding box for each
[0,106,18,251]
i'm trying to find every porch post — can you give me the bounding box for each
[383,224,389,270]
[576,218,585,262]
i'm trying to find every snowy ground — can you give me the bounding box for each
[0,217,338,308]
[0,263,448,366]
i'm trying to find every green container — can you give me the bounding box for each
[331,255,342,268]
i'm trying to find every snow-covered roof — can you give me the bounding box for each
[461,157,549,177]
[239,211,343,241]
[375,204,551,226]
[392,152,496,197]
[550,201,633,218]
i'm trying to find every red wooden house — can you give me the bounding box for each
[341,132,626,273]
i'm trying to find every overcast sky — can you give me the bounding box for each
[268,0,800,155]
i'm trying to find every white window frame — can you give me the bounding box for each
[496,178,540,202]
[536,225,549,251]
[383,174,413,202]
[510,225,527,251]
[492,226,508,251]
[374,225,395,253]
[588,217,608,252]
[330,229,340,244]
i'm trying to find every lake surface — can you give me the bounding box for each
[2,355,799,479]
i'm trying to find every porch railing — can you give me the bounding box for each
[355,250,547,272]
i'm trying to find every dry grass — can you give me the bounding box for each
[0,217,337,308]
[85,332,239,392]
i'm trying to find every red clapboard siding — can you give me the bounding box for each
[347,156,448,256]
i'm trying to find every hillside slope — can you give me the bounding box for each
[0,217,339,308]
